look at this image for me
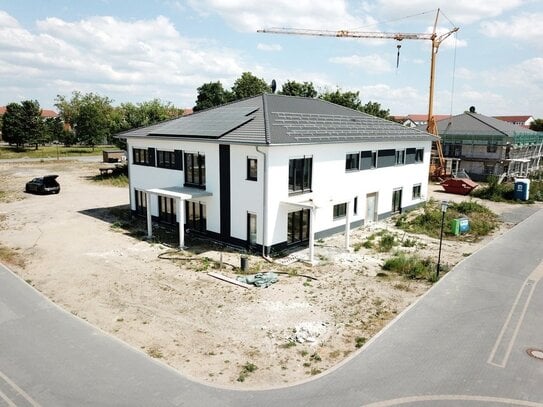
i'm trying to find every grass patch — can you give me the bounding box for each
[377,232,396,252]
[89,165,129,187]
[237,362,258,382]
[0,145,116,160]
[355,336,367,348]
[0,245,25,268]
[396,199,499,239]
[146,346,163,359]
[382,252,438,282]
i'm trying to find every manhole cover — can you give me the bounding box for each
[526,348,543,360]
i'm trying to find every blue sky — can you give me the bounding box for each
[1,0,542,118]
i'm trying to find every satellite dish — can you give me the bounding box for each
[271,79,277,93]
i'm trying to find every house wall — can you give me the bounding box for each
[127,137,431,252]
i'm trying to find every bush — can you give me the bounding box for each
[383,253,436,281]
[377,233,396,252]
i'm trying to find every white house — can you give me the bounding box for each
[120,94,434,261]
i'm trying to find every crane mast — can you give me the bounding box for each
[258,9,458,178]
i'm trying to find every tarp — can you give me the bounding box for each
[237,272,278,288]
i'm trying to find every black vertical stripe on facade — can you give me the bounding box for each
[147,147,156,166]
[219,145,231,240]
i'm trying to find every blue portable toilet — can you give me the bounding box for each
[514,179,530,201]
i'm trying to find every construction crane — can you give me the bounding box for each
[258,9,459,178]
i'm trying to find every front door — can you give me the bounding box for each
[365,192,378,224]
[392,188,403,214]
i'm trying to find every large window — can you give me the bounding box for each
[333,203,347,219]
[415,148,424,163]
[288,157,312,194]
[345,153,360,171]
[185,201,206,232]
[134,189,147,216]
[287,209,310,244]
[247,212,257,246]
[157,150,182,170]
[392,188,403,214]
[443,143,462,158]
[133,148,149,165]
[395,149,406,165]
[158,196,176,224]
[184,152,206,188]
[247,157,257,181]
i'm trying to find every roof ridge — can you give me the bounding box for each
[465,112,509,137]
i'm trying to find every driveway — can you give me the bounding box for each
[1,208,542,406]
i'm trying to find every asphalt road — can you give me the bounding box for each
[1,209,542,406]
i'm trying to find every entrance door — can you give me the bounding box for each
[247,213,257,247]
[287,209,310,244]
[392,188,403,214]
[365,193,378,224]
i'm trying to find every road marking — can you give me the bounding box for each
[487,260,543,368]
[0,389,17,407]
[362,394,543,407]
[0,370,41,407]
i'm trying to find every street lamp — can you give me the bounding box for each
[436,200,448,280]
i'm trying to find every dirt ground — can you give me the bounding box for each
[0,160,539,389]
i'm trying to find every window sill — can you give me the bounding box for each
[288,190,312,197]
[184,183,206,190]
[246,178,258,182]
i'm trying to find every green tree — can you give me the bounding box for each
[279,80,318,98]
[360,101,390,119]
[231,72,271,100]
[193,81,232,111]
[43,117,65,143]
[1,103,25,148]
[319,88,362,110]
[530,118,543,132]
[21,100,45,149]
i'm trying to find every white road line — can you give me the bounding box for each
[0,370,41,407]
[0,389,17,407]
[362,394,543,407]
[487,260,543,368]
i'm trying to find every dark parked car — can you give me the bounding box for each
[25,175,60,194]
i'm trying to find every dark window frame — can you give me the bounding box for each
[353,197,358,215]
[345,152,360,171]
[395,149,406,165]
[158,196,176,225]
[157,150,182,170]
[134,189,147,216]
[184,152,206,189]
[247,157,258,181]
[415,148,424,163]
[287,209,310,245]
[247,212,257,246]
[185,201,207,232]
[412,184,421,199]
[288,156,312,195]
[333,203,347,219]
[133,148,148,165]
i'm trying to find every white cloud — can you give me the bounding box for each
[187,0,377,32]
[0,13,249,107]
[481,13,543,45]
[329,54,392,74]
[372,0,524,24]
[257,43,282,51]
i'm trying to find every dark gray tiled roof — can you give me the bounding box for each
[119,94,434,144]
[435,112,538,137]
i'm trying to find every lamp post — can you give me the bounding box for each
[436,200,448,279]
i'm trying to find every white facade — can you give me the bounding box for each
[126,137,431,256]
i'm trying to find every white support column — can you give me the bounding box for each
[178,198,185,249]
[345,200,351,251]
[146,192,152,239]
[309,208,315,265]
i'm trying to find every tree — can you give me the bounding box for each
[20,100,44,149]
[43,117,65,143]
[1,103,25,148]
[279,80,318,98]
[231,72,271,100]
[530,118,543,132]
[319,88,362,110]
[193,81,232,111]
[360,101,390,119]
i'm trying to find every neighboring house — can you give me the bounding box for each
[392,114,451,128]
[434,110,543,181]
[120,94,433,260]
[493,115,535,129]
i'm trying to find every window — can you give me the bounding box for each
[287,209,310,244]
[395,149,406,165]
[360,151,378,170]
[247,157,258,181]
[157,150,182,170]
[333,203,347,219]
[247,212,257,246]
[353,197,358,215]
[412,184,421,199]
[392,188,402,214]
[345,153,360,171]
[158,196,176,224]
[134,189,147,216]
[184,152,206,188]
[443,143,462,158]
[415,148,424,163]
[133,148,149,165]
[487,142,498,153]
[185,201,206,232]
[288,157,312,194]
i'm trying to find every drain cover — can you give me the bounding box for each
[526,348,543,360]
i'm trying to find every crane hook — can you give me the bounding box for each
[396,44,401,69]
